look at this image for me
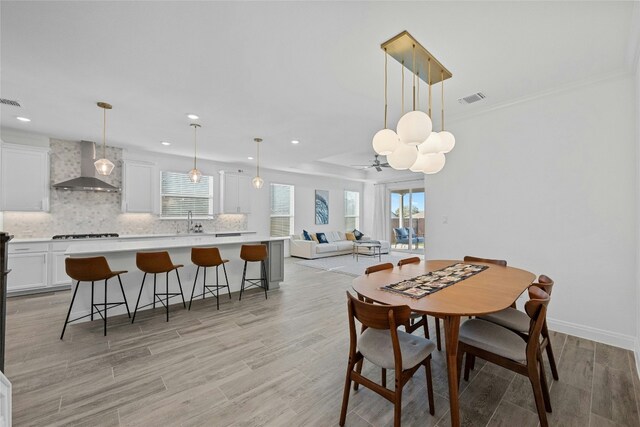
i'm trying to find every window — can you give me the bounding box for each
[161,171,214,217]
[344,190,360,231]
[270,183,294,237]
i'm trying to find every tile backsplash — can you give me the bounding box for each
[3,139,248,238]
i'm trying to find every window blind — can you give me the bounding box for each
[270,184,294,237]
[344,190,360,231]
[161,171,214,217]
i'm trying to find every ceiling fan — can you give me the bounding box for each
[351,154,391,172]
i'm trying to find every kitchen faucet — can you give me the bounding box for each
[187,210,193,234]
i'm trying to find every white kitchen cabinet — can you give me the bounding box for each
[122,160,155,213]
[219,172,251,214]
[50,252,71,287]
[6,243,48,293]
[0,143,50,212]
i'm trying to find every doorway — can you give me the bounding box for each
[390,188,425,253]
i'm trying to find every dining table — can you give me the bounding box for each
[351,259,536,427]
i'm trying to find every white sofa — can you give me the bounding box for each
[290,231,391,259]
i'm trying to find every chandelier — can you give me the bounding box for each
[372,31,455,174]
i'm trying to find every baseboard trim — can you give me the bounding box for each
[635,342,640,380]
[547,317,636,350]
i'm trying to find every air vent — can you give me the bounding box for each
[0,98,21,107]
[458,92,486,105]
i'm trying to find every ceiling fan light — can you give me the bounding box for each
[372,128,400,155]
[387,144,418,170]
[396,111,432,146]
[94,158,115,176]
[418,132,443,154]
[422,153,446,174]
[188,168,202,183]
[439,131,456,153]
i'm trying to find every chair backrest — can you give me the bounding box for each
[463,256,507,267]
[397,257,421,267]
[364,262,394,275]
[136,251,175,273]
[523,286,550,359]
[240,244,268,262]
[535,274,554,295]
[66,256,114,281]
[191,247,224,267]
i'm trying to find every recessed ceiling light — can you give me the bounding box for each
[291,140,300,144]
[16,116,31,122]
[247,156,254,160]
[161,141,171,146]
[187,114,199,120]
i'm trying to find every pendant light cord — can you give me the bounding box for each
[256,140,260,177]
[428,58,432,118]
[384,49,388,129]
[412,44,416,111]
[193,125,197,169]
[401,61,405,115]
[102,107,107,158]
[441,70,445,131]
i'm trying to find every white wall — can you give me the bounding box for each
[426,75,637,348]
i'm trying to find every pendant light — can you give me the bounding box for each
[418,58,442,155]
[372,49,400,156]
[188,123,202,183]
[94,102,115,176]
[396,44,432,146]
[438,69,456,153]
[252,137,264,189]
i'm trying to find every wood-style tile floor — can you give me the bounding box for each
[5,259,640,426]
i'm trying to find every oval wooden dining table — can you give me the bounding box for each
[352,259,536,427]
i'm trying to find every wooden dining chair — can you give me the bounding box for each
[340,292,436,427]
[463,255,507,267]
[397,256,442,351]
[457,286,552,427]
[364,262,394,275]
[478,275,559,380]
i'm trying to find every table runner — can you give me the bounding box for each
[380,263,489,299]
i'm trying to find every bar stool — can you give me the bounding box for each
[239,244,268,301]
[132,251,186,323]
[61,256,130,339]
[189,247,231,310]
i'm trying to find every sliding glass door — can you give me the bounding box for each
[390,188,425,253]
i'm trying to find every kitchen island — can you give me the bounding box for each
[64,234,287,322]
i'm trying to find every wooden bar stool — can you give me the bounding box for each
[239,244,268,301]
[189,247,231,310]
[132,251,186,323]
[61,256,130,339]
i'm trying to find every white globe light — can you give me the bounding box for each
[418,132,443,154]
[439,131,456,153]
[372,128,400,155]
[396,111,432,146]
[409,152,430,172]
[387,144,418,170]
[423,153,446,174]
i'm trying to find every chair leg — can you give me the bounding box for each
[381,368,387,388]
[103,279,108,336]
[543,324,559,381]
[424,357,435,415]
[222,262,231,299]
[353,358,364,391]
[261,261,268,299]
[422,315,430,339]
[176,270,186,308]
[538,352,552,412]
[91,281,95,321]
[189,266,200,310]
[215,266,220,310]
[528,359,550,427]
[393,380,402,427]
[339,358,355,426]
[464,354,474,381]
[60,280,81,340]
[203,267,207,300]
[117,275,131,318]
[456,348,465,387]
[239,261,247,301]
[470,354,476,371]
[165,272,169,322]
[435,317,442,351]
[131,273,147,324]
[153,274,157,309]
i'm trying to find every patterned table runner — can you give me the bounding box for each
[380,263,489,299]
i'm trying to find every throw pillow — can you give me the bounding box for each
[316,232,329,244]
[302,230,312,241]
[353,229,364,240]
[311,233,319,243]
[395,227,408,238]
[345,232,356,241]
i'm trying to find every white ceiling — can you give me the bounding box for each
[0,1,636,180]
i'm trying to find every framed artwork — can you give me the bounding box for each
[315,190,329,225]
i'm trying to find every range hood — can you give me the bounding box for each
[53,141,119,192]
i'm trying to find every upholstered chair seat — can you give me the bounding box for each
[479,307,529,333]
[459,319,527,362]
[359,328,436,370]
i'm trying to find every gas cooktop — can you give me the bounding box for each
[52,233,119,240]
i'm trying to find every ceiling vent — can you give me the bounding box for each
[458,92,486,105]
[0,98,21,107]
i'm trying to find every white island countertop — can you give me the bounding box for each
[66,235,288,256]
[10,230,258,244]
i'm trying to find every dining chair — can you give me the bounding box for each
[364,262,394,275]
[463,255,507,267]
[397,256,442,351]
[478,275,559,380]
[457,286,552,427]
[340,292,436,427]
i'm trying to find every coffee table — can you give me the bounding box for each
[352,241,382,261]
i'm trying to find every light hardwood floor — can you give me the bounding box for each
[5,259,640,426]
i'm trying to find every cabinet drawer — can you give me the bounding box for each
[8,242,49,254]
